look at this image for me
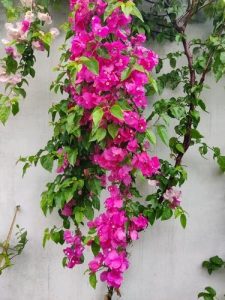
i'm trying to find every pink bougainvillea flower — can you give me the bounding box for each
[132,152,160,177]
[37,12,52,24]
[61,199,76,217]
[32,40,45,51]
[21,20,31,33]
[56,148,69,173]
[63,231,84,268]
[94,147,127,170]
[131,215,148,231]
[24,11,35,22]
[70,33,88,59]
[89,253,104,272]
[5,46,19,58]
[163,187,181,208]
[127,139,138,152]
[0,66,21,85]
[100,269,123,288]
[92,16,109,38]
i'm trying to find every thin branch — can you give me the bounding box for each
[199,25,225,85]
[0,206,20,269]
[198,0,215,11]
[104,287,114,300]
[5,206,20,248]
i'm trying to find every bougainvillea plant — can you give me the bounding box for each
[0,0,59,124]
[0,0,225,299]
[18,0,185,298]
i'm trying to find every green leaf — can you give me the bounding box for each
[161,207,173,220]
[80,57,99,75]
[91,241,100,257]
[220,52,225,64]
[90,128,107,142]
[66,112,75,134]
[210,256,224,266]
[110,104,124,120]
[12,101,19,116]
[92,196,100,210]
[170,57,176,68]
[205,287,216,296]
[5,55,18,74]
[146,129,156,145]
[97,46,110,59]
[156,125,169,145]
[22,162,30,177]
[121,66,132,81]
[121,2,133,16]
[75,210,84,224]
[180,214,187,229]
[217,156,225,172]
[40,155,54,172]
[144,209,156,225]
[108,123,119,139]
[92,107,104,128]
[170,106,185,119]
[191,129,204,139]
[65,147,78,166]
[198,292,209,299]
[131,5,144,22]
[148,74,158,94]
[84,206,94,220]
[51,230,63,244]
[103,2,122,21]
[0,105,11,125]
[89,273,97,289]
[16,43,26,55]
[176,143,185,154]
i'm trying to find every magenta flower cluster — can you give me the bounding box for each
[63,230,84,268]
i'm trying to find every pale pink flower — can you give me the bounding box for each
[0,67,21,85]
[163,187,181,208]
[25,11,35,22]
[50,27,60,38]
[32,40,45,51]
[37,12,52,24]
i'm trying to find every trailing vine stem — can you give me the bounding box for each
[173,22,196,167]
[105,287,114,300]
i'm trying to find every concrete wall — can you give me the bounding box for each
[0,10,225,300]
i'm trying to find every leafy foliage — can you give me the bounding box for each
[203,255,225,275]
[198,287,217,300]
[0,2,58,124]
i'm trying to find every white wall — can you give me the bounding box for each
[0,10,225,300]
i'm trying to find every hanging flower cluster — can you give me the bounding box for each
[60,0,161,289]
[0,1,59,124]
